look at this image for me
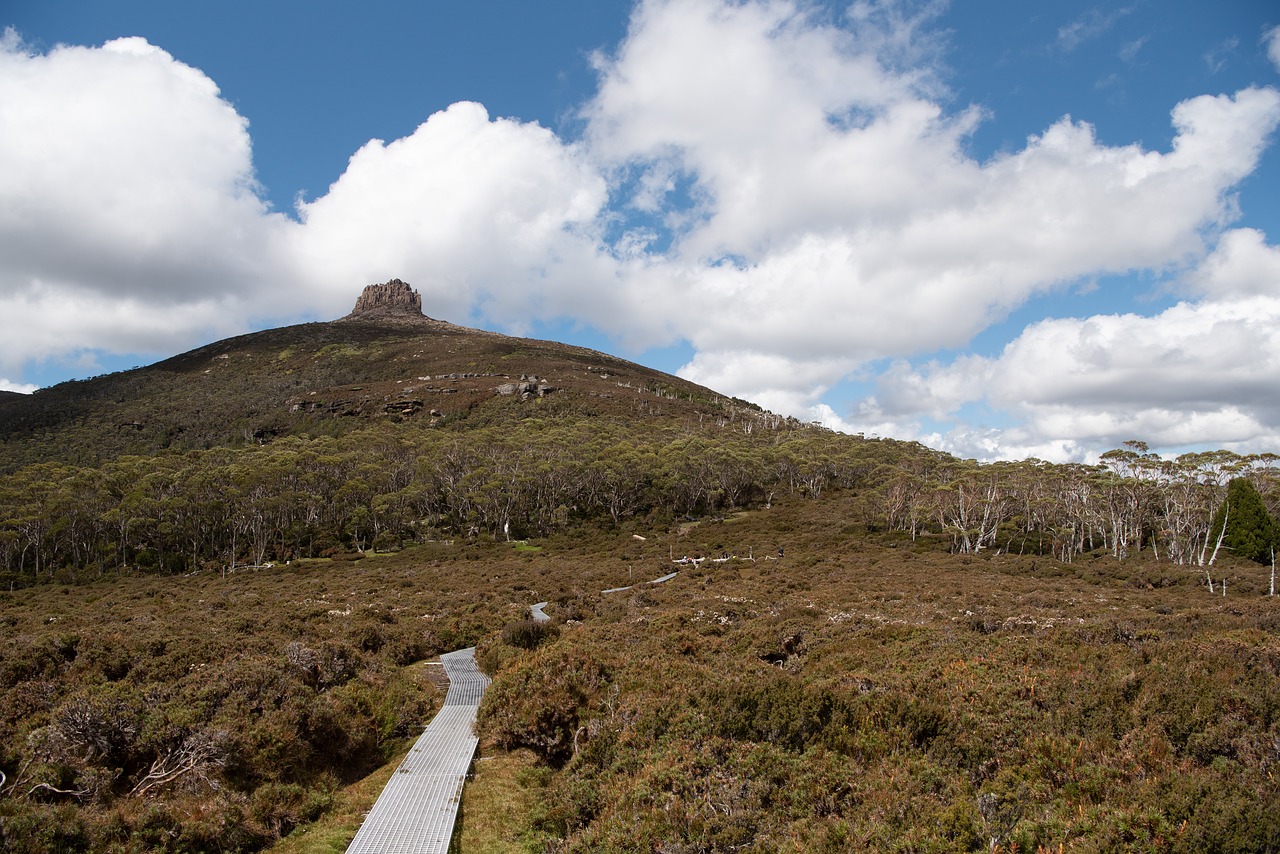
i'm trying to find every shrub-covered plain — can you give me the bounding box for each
[2,483,1279,851]
[473,497,1280,852]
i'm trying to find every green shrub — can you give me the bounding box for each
[501,618,559,650]
[478,647,611,766]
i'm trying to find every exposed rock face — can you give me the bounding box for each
[345,279,426,320]
[495,374,555,400]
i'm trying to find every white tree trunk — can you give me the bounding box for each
[1207,501,1229,566]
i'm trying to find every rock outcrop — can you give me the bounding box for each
[345,279,427,321]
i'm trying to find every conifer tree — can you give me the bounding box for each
[1211,478,1279,564]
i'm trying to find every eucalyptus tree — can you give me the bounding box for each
[871,458,935,539]
[931,461,1014,554]
[1098,441,1165,558]
[0,464,59,578]
[588,436,661,525]
[659,436,720,516]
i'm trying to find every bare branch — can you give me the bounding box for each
[28,782,89,799]
[130,730,227,798]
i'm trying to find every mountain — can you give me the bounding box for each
[0,280,779,473]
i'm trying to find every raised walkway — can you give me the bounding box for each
[346,647,490,854]
[348,571,678,851]
[601,570,678,594]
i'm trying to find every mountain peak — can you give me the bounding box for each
[345,279,428,321]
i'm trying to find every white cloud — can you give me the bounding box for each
[851,231,1280,461]
[289,101,617,330]
[0,284,253,375]
[582,0,1280,416]
[0,30,291,373]
[1184,227,1280,299]
[1266,25,1280,73]
[0,34,629,373]
[0,378,37,394]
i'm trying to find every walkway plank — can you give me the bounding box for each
[346,647,490,854]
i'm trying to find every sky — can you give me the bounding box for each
[3,0,1280,463]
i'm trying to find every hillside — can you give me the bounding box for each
[0,280,775,473]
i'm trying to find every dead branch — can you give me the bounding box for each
[1,758,32,797]
[28,781,90,799]
[130,731,227,798]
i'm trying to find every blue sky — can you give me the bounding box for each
[3,0,1279,461]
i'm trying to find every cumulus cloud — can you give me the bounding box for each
[0,29,290,372]
[288,101,619,330]
[0,378,37,394]
[0,32,629,372]
[1184,228,1280,299]
[579,0,1280,418]
[853,230,1280,460]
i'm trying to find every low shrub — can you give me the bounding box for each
[501,618,559,650]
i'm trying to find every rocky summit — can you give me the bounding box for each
[345,278,427,320]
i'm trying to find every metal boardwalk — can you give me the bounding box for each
[346,647,490,853]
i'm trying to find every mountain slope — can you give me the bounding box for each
[0,284,776,472]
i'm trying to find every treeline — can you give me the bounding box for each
[2,422,1278,587]
[0,419,898,585]
[880,441,1280,567]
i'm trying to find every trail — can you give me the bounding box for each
[348,570,677,851]
[345,648,489,854]
[601,570,678,594]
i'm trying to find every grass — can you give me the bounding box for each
[268,742,411,854]
[454,750,544,853]
[268,678,544,854]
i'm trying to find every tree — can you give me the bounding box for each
[1211,478,1279,564]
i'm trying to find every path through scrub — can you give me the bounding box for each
[345,648,489,854]
[347,570,677,852]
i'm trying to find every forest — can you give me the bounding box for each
[2,413,1277,590]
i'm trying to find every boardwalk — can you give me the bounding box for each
[346,647,490,854]
[602,571,678,594]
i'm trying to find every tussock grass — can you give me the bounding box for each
[454,750,544,853]
[267,751,404,854]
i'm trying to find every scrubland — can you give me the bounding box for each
[3,491,1276,852]
[469,495,1280,853]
